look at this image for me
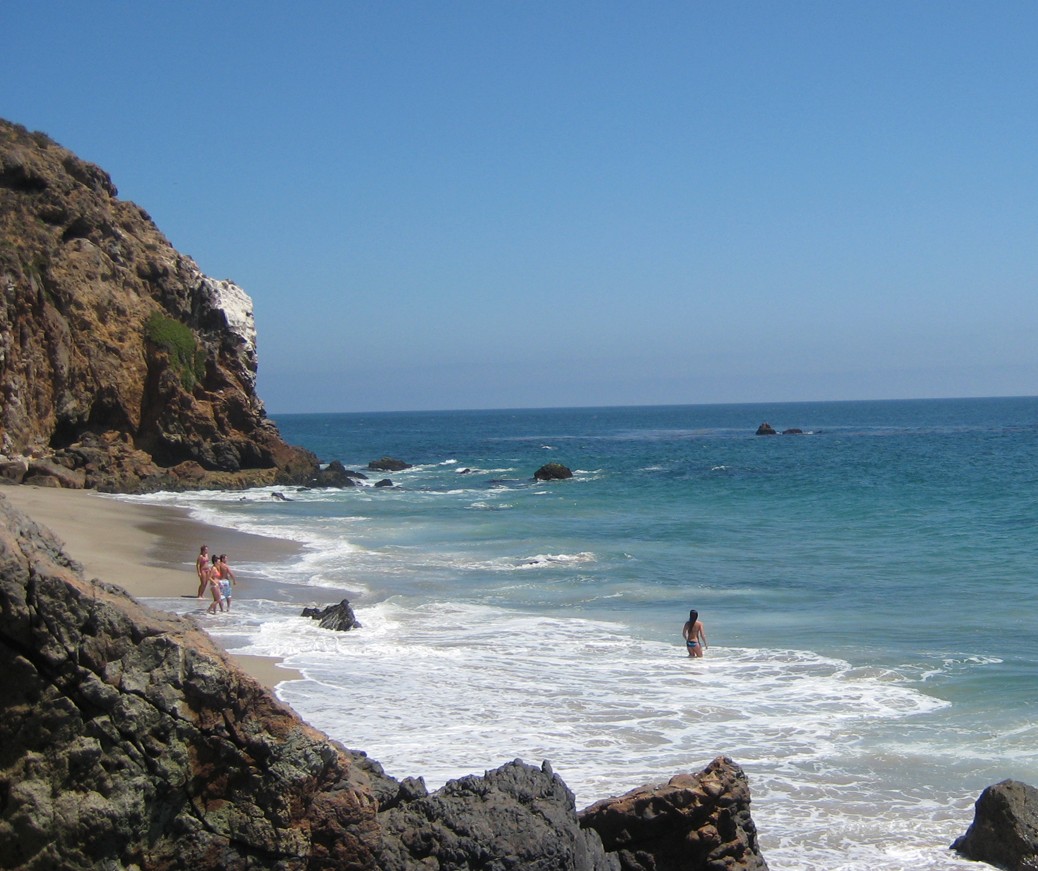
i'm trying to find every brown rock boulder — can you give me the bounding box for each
[579,756,769,871]
[952,779,1038,870]
[22,458,86,488]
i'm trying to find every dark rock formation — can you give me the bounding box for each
[755,423,777,436]
[534,462,574,481]
[0,118,318,492]
[781,428,803,435]
[310,461,367,488]
[579,757,769,871]
[368,457,412,472]
[379,759,619,871]
[374,478,394,488]
[952,779,1038,870]
[302,599,362,631]
[0,493,380,869]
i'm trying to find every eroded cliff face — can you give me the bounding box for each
[0,119,316,491]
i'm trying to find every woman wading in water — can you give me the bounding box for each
[682,609,707,657]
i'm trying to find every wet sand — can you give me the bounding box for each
[1,484,304,690]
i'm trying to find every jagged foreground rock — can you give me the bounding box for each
[0,492,770,870]
[952,779,1038,871]
[0,119,316,491]
[0,493,381,869]
[580,760,769,871]
[378,761,618,871]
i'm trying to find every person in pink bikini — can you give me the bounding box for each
[195,545,210,598]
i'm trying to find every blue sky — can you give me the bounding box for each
[3,2,1036,413]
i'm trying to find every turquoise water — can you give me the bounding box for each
[138,397,1038,870]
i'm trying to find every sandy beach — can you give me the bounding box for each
[0,483,304,690]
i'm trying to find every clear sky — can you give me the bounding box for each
[3,2,1036,413]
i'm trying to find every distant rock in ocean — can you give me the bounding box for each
[311,459,367,487]
[534,462,574,481]
[756,423,806,436]
[368,456,412,472]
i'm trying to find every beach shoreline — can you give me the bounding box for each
[0,483,305,690]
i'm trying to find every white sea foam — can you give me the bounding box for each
[206,599,974,870]
[515,552,597,569]
[249,605,910,777]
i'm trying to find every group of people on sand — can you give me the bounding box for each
[682,609,708,657]
[195,544,237,614]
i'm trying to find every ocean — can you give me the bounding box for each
[135,397,1038,870]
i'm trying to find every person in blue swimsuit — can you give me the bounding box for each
[682,609,707,658]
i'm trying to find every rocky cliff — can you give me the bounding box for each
[0,492,769,870]
[0,119,317,492]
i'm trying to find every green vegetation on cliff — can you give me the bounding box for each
[144,312,206,390]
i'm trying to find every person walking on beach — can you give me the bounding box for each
[217,554,236,611]
[195,545,210,598]
[205,555,225,614]
[682,609,707,658]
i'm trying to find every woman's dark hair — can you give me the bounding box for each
[688,609,698,624]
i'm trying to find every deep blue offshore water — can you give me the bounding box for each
[139,397,1038,871]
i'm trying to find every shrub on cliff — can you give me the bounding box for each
[144,311,206,390]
